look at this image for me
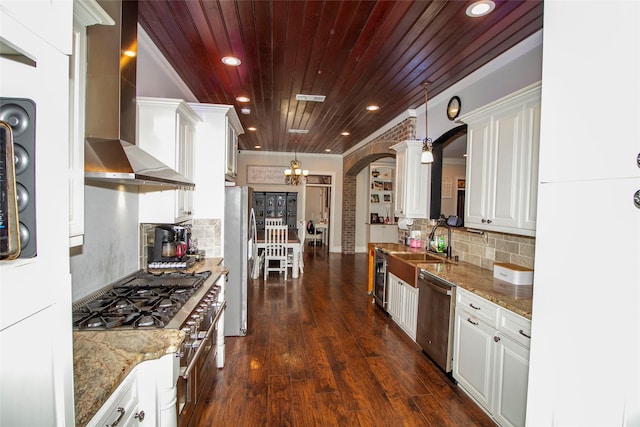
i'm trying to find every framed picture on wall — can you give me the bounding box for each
[383,194,392,203]
[370,213,379,223]
[383,182,392,191]
[457,178,466,189]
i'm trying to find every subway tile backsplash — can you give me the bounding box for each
[400,219,535,270]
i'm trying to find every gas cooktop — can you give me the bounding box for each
[72,270,212,330]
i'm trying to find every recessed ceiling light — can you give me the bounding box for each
[366,104,380,111]
[241,107,251,115]
[466,1,495,17]
[236,96,250,103]
[254,145,261,149]
[341,131,350,136]
[324,148,332,152]
[248,126,257,131]
[222,56,241,66]
[123,50,136,58]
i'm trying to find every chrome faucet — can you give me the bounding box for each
[428,217,452,259]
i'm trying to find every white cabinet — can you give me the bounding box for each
[193,103,244,182]
[0,0,73,54]
[387,273,419,340]
[1,6,74,425]
[188,103,243,220]
[137,97,200,223]
[226,121,239,181]
[87,371,141,427]
[87,353,179,427]
[453,289,498,410]
[367,224,398,243]
[453,287,531,427]
[68,0,113,247]
[391,140,430,219]
[461,83,541,237]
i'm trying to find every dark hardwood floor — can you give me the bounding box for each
[196,247,495,426]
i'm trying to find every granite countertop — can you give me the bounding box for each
[73,257,225,426]
[373,243,533,319]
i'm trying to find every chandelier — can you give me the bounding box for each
[284,153,308,186]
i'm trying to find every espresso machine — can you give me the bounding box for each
[148,224,194,269]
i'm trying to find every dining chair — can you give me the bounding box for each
[263,224,289,280]
[305,220,323,246]
[265,217,284,226]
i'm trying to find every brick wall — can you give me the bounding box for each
[341,117,416,253]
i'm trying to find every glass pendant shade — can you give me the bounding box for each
[421,150,434,163]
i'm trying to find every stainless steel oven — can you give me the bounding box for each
[416,269,456,373]
[373,248,388,309]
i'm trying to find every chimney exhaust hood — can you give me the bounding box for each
[84,0,194,189]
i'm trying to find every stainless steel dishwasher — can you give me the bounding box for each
[416,269,456,373]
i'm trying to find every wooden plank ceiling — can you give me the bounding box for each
[138,0,543,154]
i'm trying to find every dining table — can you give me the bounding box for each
[254,229,303,279]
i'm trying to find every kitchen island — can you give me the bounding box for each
[73,258,225,426]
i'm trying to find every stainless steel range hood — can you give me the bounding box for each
[84,0,194,189]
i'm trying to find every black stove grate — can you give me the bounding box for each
[72,270,211,330]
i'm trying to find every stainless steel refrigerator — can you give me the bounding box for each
[224,186,255,336]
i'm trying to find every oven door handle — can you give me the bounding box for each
[181,301,226,378]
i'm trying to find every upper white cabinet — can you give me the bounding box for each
[137,97,200,223]
[0,0,73,54]
[188,103,243,220]
[460,83,541,236]
[391,140,430,219]
[216,105,243,182]
[68,0,114,247]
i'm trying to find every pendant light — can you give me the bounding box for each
[421,82,434,164]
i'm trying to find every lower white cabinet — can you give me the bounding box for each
[87,353,179,427]
[387,273,419,340]
[87,371,141,427]
[453,287,531,427]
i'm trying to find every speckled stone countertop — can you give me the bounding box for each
[73,258,225,426]
[374,244,533,319]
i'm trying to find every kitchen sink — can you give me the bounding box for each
[392,252,444,263]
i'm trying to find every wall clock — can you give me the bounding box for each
[447,96,461,120]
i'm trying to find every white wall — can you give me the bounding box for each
[236,151,343,253]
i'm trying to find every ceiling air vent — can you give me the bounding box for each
[295,94,326,102]
[288,129,309,134]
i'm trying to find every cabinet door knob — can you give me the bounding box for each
[486,219,492,224]
[634,190,640,209]
[135,410,145,421]
[494,336,501,342]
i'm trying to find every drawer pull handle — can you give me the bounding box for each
[109,407,125,426]
[519,329,531,339]
[467,318,479,326]
[469,303,481,310]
